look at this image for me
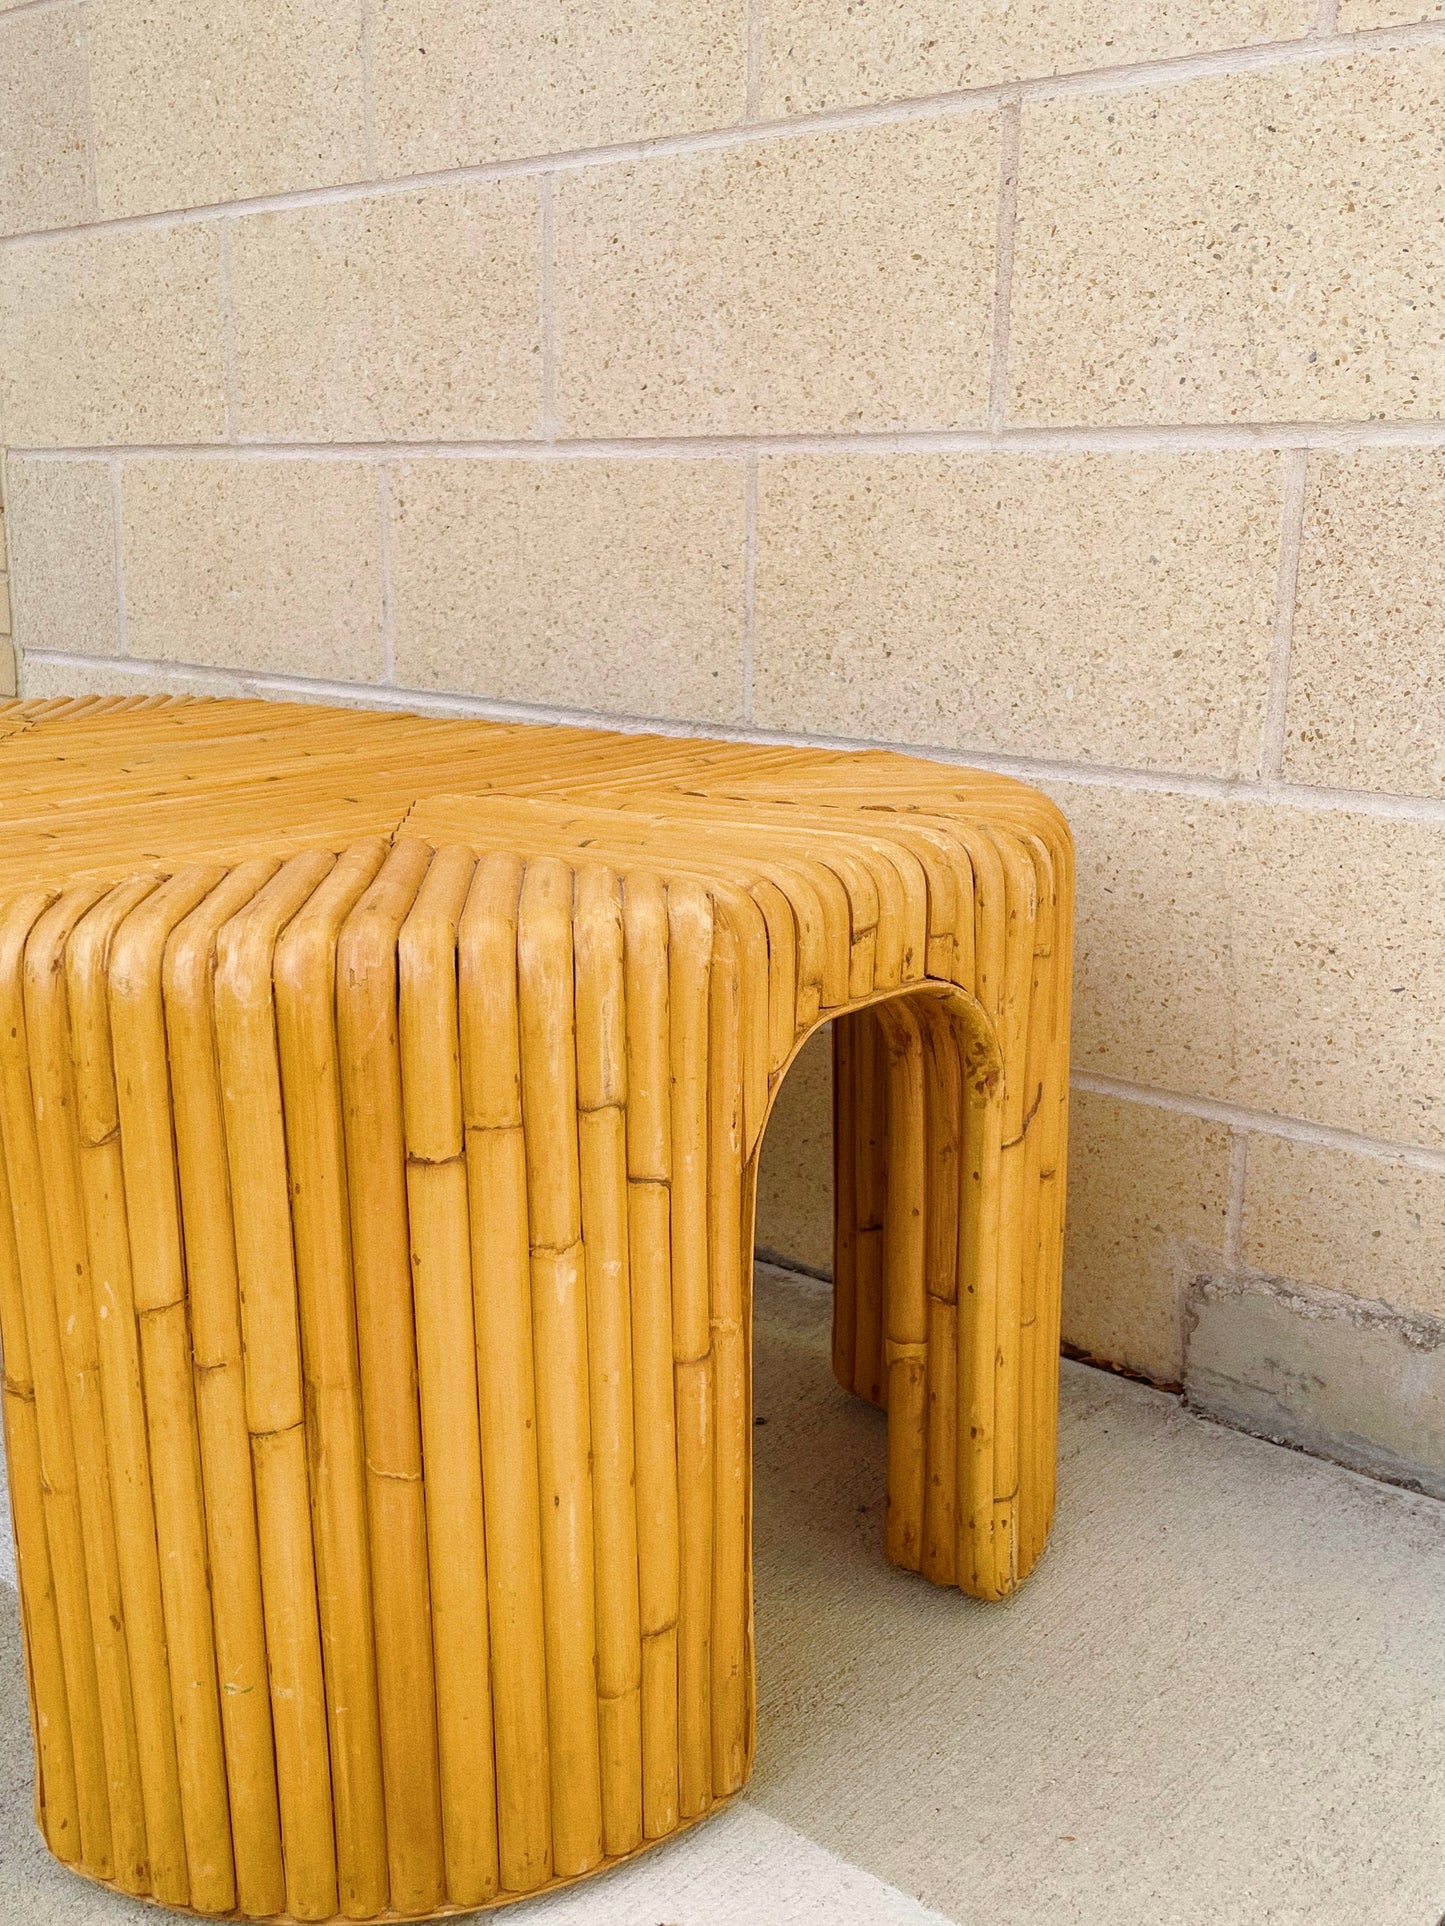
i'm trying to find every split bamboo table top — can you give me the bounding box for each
[0,693,1073,1922]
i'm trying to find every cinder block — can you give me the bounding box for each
[1051,781,1445,1147]
[1011,51,1445,423]
[555,117,998,436]
[0,226,225,447]
[389,457,747,721]
[759,0,1311,117]
[87,0,367,218]
[230,186,543,443]
[120,459,384,681]
[755,1028,833,1275]
[0,4,95,238]
[5,458,119,656]
[754,452,1280,775]
[1185,1272,1445,1498]
[1243,1135,1445,1319]
[1063,1088,1231,1384]
[371,0,746,175]
[1286,450,1445,798]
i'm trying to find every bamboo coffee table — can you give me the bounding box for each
[0,695,1072,1921]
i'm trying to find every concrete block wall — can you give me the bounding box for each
[2,0,1444,1435]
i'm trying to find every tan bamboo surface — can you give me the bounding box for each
[0,695,1072,1920]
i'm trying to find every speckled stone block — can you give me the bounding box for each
[370,0,746,175]
[759,0,1312,118]
[1285,449,1445,798]
[1053,780,1445,1146]
[389,457,746,719]
[0,225,224,447]
[0,4,95,238]
[1010,49,1445,423]
[1338,0,1444,22]
[4,458,119,656]
[754,1028,833,1274]
[230,186,543,443]
[87,0,368,218]
[120,459,384,680]
[1063,1088,1231,1383]
[555,117,999,436]
[753,451,1281,774]
[1243,1136,1445,1318]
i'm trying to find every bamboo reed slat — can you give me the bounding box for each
[164,860,288,1920]
[398,843,501,1910]
[273,841,391,1920]
[458,851,552,1897]
[620,870,680,1844]
[66,878,192,1910]
[24,886,149,1893]
[215,851,341,1924]
[0,696,1072,1921]
[335,840,447,1918]
[517,857,605,1882]
[573,863,645,1861]
[0,1105,79,1866]
[107,871,244,1914]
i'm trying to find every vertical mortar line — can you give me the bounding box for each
[218,217,238,442]
[110,454,129,657]
[746,0,765,121]
[1258,446,1309,780]
[742,453,759,723]
[359,0,379,176]
[1313,0,1340,32]
[538,174,559,440]
[986,91,1023,437]
[1224,1129,1249,1271]
[378,459,396,684]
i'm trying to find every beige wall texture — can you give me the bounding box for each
[3,0,1445,1396]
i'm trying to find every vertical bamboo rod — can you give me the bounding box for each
[707,910,750,1800]
[620,870,680,1843]
[215,850,340,1924]
[108,874,246,1914]
[458,850,552,1897]
[666,878,713,1821]
[573,863,644,1860]
[1018,836,1061,1577]
[0,1106,79,1866]
[399,843,501,1911]
[920,1008,961,1590]
[273,842,391,1921]
[517,856,605,1881]
[673,1352,713,1822]
[164,860,287,1920]
[24,887,148,1892]
[830,1019,858,1394]
[851,1011,886,1408]
[958,1043,1005,1601]
[877,1001,927,1575]
[73,875,207,1912]
[335,838,446,1917]
[990,833,1038,1599]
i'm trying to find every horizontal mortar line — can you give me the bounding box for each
[22,648,1445,826]
[17,418,1445,463]
[3,15,1445,251]
[1073,1072,1445,1174]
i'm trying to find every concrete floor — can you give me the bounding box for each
[4,1264,1445,1924]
